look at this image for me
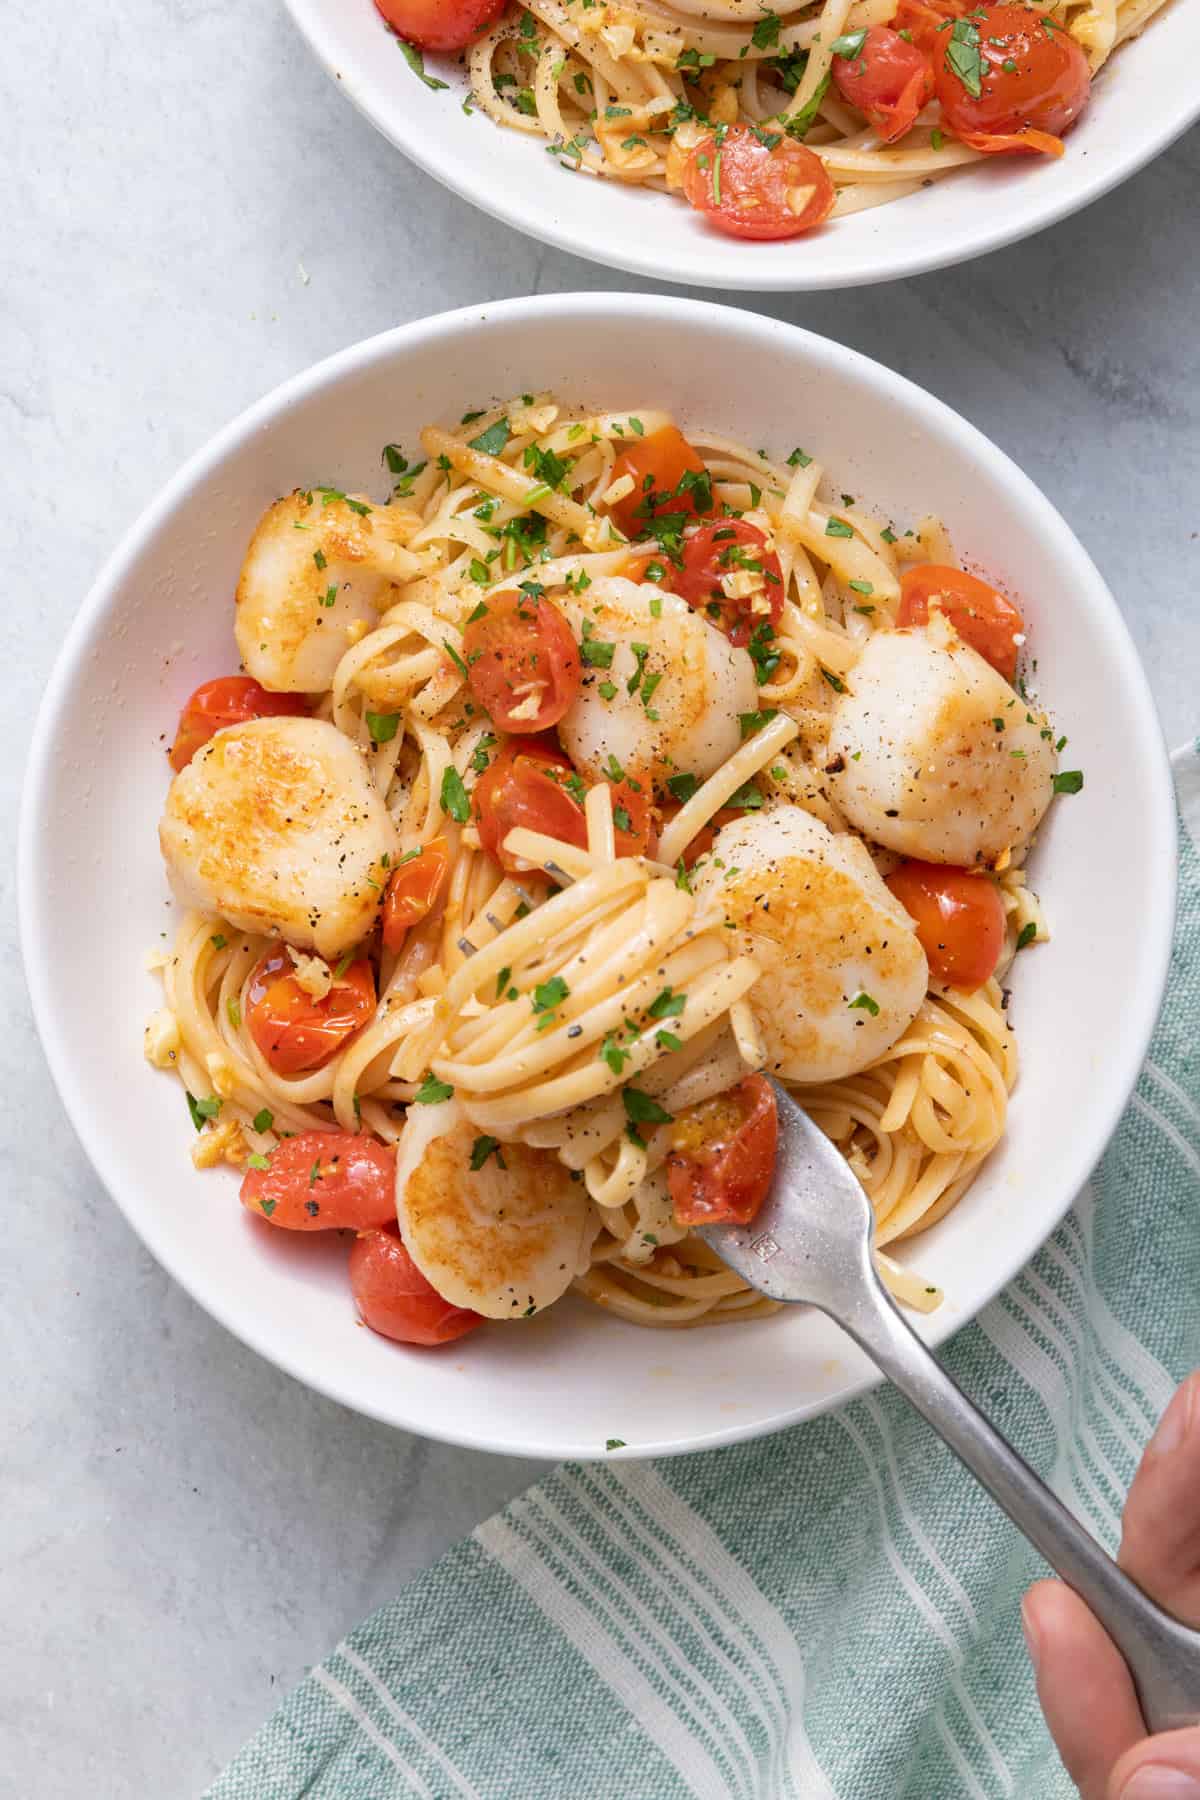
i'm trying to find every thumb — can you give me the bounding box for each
[1107,1730,1200,1798]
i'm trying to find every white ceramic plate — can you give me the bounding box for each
[284,0,1199,291]
[19,295,1175,1459]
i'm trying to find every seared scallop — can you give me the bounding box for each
[691,805,928,1083]
[557,576,757,786]
[394,1098,599,1318]
[827,628,1057,864]
[234,489,426,693]
[160,715,398,958]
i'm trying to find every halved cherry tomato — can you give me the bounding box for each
[886,860,1006,990]
[474,737,587,874]
[373,0,506,52]
[462,588,582,733]
[933,5,1090,148]
[246,950,376,1076]
[474,738,652,873]
[682,125,836,242]
[382,838,450,953]
[831,26,934,143]
[241,1130,396,1231]
[897,564,1024,683]
[663,521,784,647]
[350,1224,483,1346]
[607,424,712,539]
[667,1074,779,1228]
[169,676,308,772]
[893,0,967,55]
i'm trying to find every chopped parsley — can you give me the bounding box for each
[366,710,400,745]
[825,517,855,539]
[739,709,777,738]
[1052,770,1084,794]
[413,1073,455,1104]
[468,418,511,457]
[667,771,700,804]
[397,39,449,90]
[470,1135,506,1171]
[647,988,685,1020]
[532,976,569,1013]
[186,1092,221,1132]
[440,766,470,822]
[830,27,868,55]
[848,991,880,1017]
[1016,920,1038,951]
[944,18,983,97]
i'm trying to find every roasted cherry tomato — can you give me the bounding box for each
[663,520,784,647]
[373,0,506,52]
[350,1224,484,1346]
[474,738,652,872]
[667,1075,779,1228]
[607,424,712,539]
[382,838,450,953]
[897,564,1024,683]
[893,0,965,54]
[886,860,1007,990]
[832,26,934,143]
[241,1130,396,1231]
[933,5,1090,150]
[682,125,836,242]
[462,588,582,733]
[246,949,375,1076]
[474,737,588,874]
[169,676,308,772]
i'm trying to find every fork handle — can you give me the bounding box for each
[835,1275,1200,1733]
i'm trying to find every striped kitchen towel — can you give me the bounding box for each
[207,744,1199,1800]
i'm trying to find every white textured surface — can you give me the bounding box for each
[2,4,1197,1796]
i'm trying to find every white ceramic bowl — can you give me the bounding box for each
[20,295,1175,1459]
[284,0,1199,291]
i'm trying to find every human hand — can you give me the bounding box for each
[1023,1370,1200,1798]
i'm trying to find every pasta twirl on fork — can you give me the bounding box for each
[148,396,1074,1348]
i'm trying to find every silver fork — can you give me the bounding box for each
[700,1080,1200,1731]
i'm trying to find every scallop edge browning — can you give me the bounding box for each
[826,626,1057,865]
[159,714,399,959]
[394,1098,600,1319]
[692,804,929,1084]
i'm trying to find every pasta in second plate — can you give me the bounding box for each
[148,395,1077,1349]
[375,0,1169,242]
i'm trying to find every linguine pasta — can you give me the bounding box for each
[149,394,1060,1340]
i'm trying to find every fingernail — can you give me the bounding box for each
[1118,1766,1200,1798]
[1145,1376,1198,1462]
[1020,1595,1041,1672]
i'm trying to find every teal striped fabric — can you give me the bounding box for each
[208,745,1199,1800]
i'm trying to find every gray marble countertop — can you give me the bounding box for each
[4,3,1197,1794]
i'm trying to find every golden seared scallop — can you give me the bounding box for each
[557,576,757,786]
[160,716,398,958]
[826,627,1057,865]
[234,489,428,693]
[691,805,927,1083]
[394,1099,600,1319]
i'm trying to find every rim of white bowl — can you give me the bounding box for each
[282,0,1200,292]
[19,295,1178,1457]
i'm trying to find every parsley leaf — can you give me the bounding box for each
[397,39,449,90]
[468,418,511,457]
[366,710,400,745]
[470,1135,506,1171]
[1052,770,1084,794]
[440,766,470,822]
[413,1073,454,1104]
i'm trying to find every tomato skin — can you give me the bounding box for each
[246,951,376,1076]
[664,521,784,647]
[886,860,1006,989]
[373,0,506,52]
[241,1131,396,1231]
[463,589,582,733]
[897,564,1024,683]
[474,737,588,874]
[382,839,450,953]
[682,126,835,242]
[474,738,652,872]
[169,676,308,772]
[933,5,1090,145]
[608,425,712,540]
[832,27,934,143]
[668,1075,779,1228]
[350,1225,483,1346]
